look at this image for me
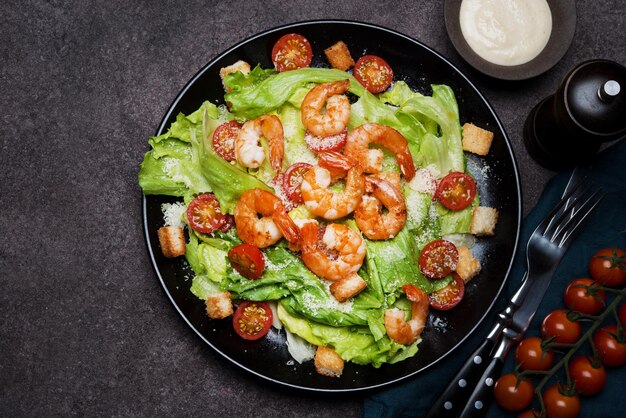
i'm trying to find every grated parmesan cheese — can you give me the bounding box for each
[161,202,186,228]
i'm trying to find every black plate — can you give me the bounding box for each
[444,0,576,80]
[142,20,521,392]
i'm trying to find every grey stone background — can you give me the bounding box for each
[1,0,624,416]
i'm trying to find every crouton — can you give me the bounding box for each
[314,346,344,378]
[456,246,481,282]
[157,226,186,258]
[470,206,499,236]
[330,274,368,302]
[219,60,251,93]
[462,123,494,156]
[205,291,233,319]
[324,41,355,71]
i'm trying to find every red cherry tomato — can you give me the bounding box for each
[353,55,394,93]
[515,336,555,371]
[232,301,273,340]
[619,303,626,326]
[212,120,242,161]
[419,239,459,279]
[428,272,465,310]
[588,247,626,287]
[186,193,226,234]
[303,130,348,152]
[541,309,581,344]
[435,172,477,211]
[543,384,581,418]
[228,244,265,280]
[493,373,534,412]
[282,162,313,205]
[517,411,540,418]
[219,214,235,233]
[271,33,312,72]
[568,355,606,396]
[593,325,626,367]
[563,278,606,315]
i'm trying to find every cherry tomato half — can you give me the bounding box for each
[186,193,226,234]
[568,355,606,396]
[219,214,235,233]
[588,247,626,287]
[303,130,348,153]
[563,278,606,315]
[419,239,459,279]
[212,120,242,161]
[515,336,555,371]
[543,384,581,418]
[428,272,465,310]
[232,301,273,341]
[541,309,581,344]
[353,55,394,93]
[593,325,626,367]
[271,33,312,72]
[228,244,265,280]
[436,172,477,211]
[493,373,534,412]
[282,162,313,205]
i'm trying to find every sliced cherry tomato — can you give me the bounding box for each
[494,373,534,412]
[435,172,477,211]
[541,309,581,344]
[212,120,242,161]
[543,384,581,418]
[271,33,312,72]
[588,247,626,287]
[515,336,555,371]
[304,130,348,152]
[232,301,273,341]
[186,193,225,234]
[353,55,393,93]
[282,162,313,204]
[219,214,235,233]
[593,325,626,367]
[619,302,626,326]
[228,244,265,280]
[568,355,606,396]
[428,272,465,310]
[419,239,459,279]
[563,278,606,315]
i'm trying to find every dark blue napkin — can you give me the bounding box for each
[363,138,626,418]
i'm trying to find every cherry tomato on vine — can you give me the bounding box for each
[563,278,606,315]
[228,244,265,280]
[353,55,394,93]
[568,355,606,396]
[232,301,273,340]
[493,373,534,412]
[435,172,477,211]
[515,336,555,371]
[419,239,459,279]
[428,272,465,310]
[271,33,312,72]
[541,309,581,344]
[588,247,626,287]
[186,193,226,234]
[543,384,580,418]
[282,162,313,205]
[212,120,242,161]
[593,325,626,367]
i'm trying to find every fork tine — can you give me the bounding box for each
[534,179,587,236]
[545,182,592,237]
[552,191,605,248]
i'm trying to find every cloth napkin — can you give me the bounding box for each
[363,138,626,418]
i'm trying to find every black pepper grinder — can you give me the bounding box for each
[524,59,626,170]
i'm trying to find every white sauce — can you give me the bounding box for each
[459,0,552,66]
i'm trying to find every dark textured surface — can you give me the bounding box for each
[0,0,624,416]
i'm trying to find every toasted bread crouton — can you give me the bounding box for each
[462,123,494,156]
[330,275,368,302]
[157,226,186,258]
[219,60,251,93]
[314,346,344,377]
[456,246,481,282]
[470,206,499,236]
[205,291,233,319]
[324,41,355,71]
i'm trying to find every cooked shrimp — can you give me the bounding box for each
[235,115,284,172]
[300,221,366,281]
[344,123,416,181]
[355,176,407,240]
[301,80,351,137]
[234,188,301,248]
[384,284,429,345]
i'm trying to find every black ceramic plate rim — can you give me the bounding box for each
[444,0,577,80]
[142,19,522,392]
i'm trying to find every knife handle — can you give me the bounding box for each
[458,355,504,418]
[424,338,495,418]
